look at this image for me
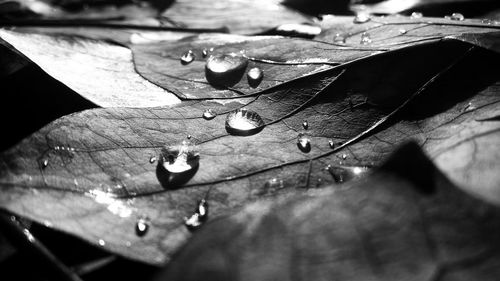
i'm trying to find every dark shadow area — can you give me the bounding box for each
[0,64,97,151]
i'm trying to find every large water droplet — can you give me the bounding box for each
[360,32,372,45]
[353,12,371,24]
[156,140,199,188]
[445,13,465,21]
[184,199,209,231]
[297,133,311,153]
[225,109,265,136]
[205,54,248,87]
[326,164,370,183]
[202,109,217,120]
[135,216,150,237]
[180,50,195,65]
[410,12,423,19]
[302,120,309,130]
[247,67,263,87]
[334,33,346,44]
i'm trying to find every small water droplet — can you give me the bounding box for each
[399,29,407,35]
[149,156,157,163]
[329,139,335,149]
[202,48,209,58]
[225,109,265,136]
[481,19,494,25]
[125,241,132,247]
[98,239,106,246]
[326,164,370,183]
[360,32,372,45]
[187,135,192,140]
[184,199,209,231]
[202,109,217,120]
[247,67,263,87]
[445,13,465,21]
[410,12,423,19]
[41,159,49,169]
[54,146,60,150]
[302,120,309,130]
[205,54,248,86]
[265,178,284,190]
[463,102,476,112]
[73,178,79,186]
[353,12,371,24]
[316,178,323,187]
[297,133,311,153]
[334,33,346,44]
[180,50,195,65]
[135,216,150,237]
[157,140,199,188]
[342,154,347,160]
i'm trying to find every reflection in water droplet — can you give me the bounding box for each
[98,239,106,246]
[302,120,309,130]
[149,156,157,163]
[326,164,370,183]
[225,109,265,136]
[205,54,248,86]
[202,48,209,58]
[275,23,322,38]
[157,140,199,188]
[445,13,465,21]
[184,199,209,231]
[202,109,217,120]
[297,133,311,153]
[247,67,263,87]
[334,33,346,44]
[353,12,371,24]
[360,32,372,45]
[180,50,195,65]
[329,139,335,149]
[399,29,407,35]
[135,216,150,237]
[410,12,423,19]
[41,159,49,169]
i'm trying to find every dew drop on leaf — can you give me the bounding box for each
[342,154,347,160]
[202,48,209,58]
[184,199,209,231]
[225,109,265,136]
[445,13,465,21]
[149,156,157,164]
[205,54,248,86]
[41,159,49,169]
[410,12,423,19]
[135,216,150,237]
[180,50,195,65]
[360,32,372,45]
[481,19,494,25]
[156,140,199,188]
[334,33,346,44]
[399,29,407,35]
[297,133,311,153]
[302,120,309,130]
[326,165,370,183]
[353,12,371,24]
[275,23,322,37]
[247,67,263,87]
[202,109,217,120]
[98,239,106,246]
[328,139,335,149]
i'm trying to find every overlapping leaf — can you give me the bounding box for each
[0,17,499,265]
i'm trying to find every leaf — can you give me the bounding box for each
[156,142,500,281]
[0,16,499,265]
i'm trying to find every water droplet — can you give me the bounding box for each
[225,109,265,136]
[41,159,49,169]
[326,164,370,183]
[202,109,217,120]
[329,139,335,149]
[149,156,157,163]
[342,154,347,160]
[135,216,150,237]
[463,102,476,112]
[334,33,346,44]
[184,199,209,231]
[353,12,371,24]
[445,13,465,21]
[481,19,494,25]
[202,48,209,58]
[205,54,248,86]
[157,140,199,188]
[247,67,263,87]
[297,133,311,153]
[302,120,309,130]
[187,135,192,140]
[180,50,195,65]
[360,32,372,45]
[265,178,284,190]
[98,239,106,246]
[399,29,407,35]
[410,12,423,19]
[275,23,322,38]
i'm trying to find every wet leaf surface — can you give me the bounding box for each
[0,15,499,267]
[158,142,500,281]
